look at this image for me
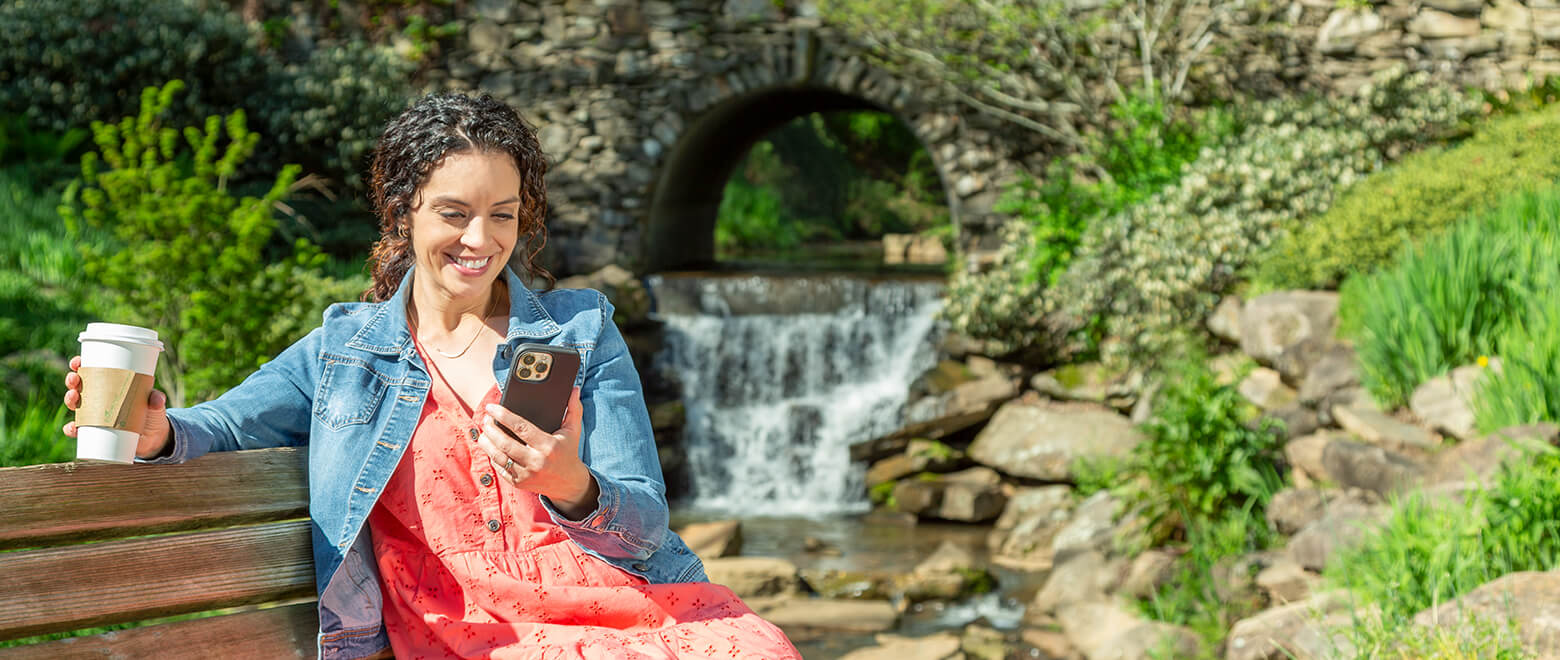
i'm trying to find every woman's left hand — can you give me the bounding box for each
[477,388,600,519]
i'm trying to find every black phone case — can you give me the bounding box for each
[499,344,580,435]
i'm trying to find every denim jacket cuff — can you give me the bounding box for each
[541,465,622,532]
[136,410,198,464]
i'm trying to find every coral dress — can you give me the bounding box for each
[366,340,800,659]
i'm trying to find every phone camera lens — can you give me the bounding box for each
[536,362,549,373]
[521,354,535,366]
[518,368,532,379]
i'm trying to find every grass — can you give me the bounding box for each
[1140,508,1278,658]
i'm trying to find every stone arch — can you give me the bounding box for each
[639,36,1000,273]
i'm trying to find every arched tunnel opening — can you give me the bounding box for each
[645,86,951,273]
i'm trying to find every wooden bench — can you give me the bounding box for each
[0,448,319,658]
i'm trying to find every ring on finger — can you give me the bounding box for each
[504,457,514,474]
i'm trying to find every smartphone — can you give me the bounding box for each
[499,344,581,435]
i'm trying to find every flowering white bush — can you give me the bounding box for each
[944,67,1481,365]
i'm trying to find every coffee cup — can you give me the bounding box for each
[75,323,164,463]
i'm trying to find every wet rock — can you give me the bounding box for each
[1021,627,1080,660]
[858,373,1018,462]
[1409,362,1497,441]
[960,624,1010,660]
[1031,550,1124,614]
[703,557,799,599]
[803,536,842,557]
[1240,292,1339,384]
[892,479,943,517]
[865,439,964,488]
[1287,498,1388,571]
[1058,600,1201,660]
[1428,423,1560,488]
[800,568,895,600]
[968,399,1146,482]
[837,632,962,660]
[1332,405,1439,452]
[1239,367,1299,411]
[989,486,1075,572]
[1256,557,1321,605]
[1412,571,1560,654]
[758,598,900,639]
[1052,491,1123,560]
[1030,362,1138,406]
[899,540,994,603]
[1225,592,1351,660]
[1321,437,1428,497]
[675,519,742,560]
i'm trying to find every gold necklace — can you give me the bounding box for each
[416,292,498,360]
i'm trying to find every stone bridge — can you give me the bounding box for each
[430,1,1025,278]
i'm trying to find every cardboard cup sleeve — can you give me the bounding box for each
[76,366,154,432]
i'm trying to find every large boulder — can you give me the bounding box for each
[1412,571,1560,655]
[989,486,1075,571]
[854,372,1018,462]
[1240,292,1339,384]
[703,557,800,599]
[1321,437,1428,497]
[1031,550,1125,615]
[1208,295,1244,344]
[1332,405,1439,452]
[675,519,742,560]
[1428,423,1560,488]
[1058,600,1201,660]
[968,398,1146,482]
[1287,499,1388,572]
[1409,362,1497,441]
[1225,592,1352,660]
[1030,362,1140,409]
[1297,343,1360,406]
[898,540,993,603]
[892,467,1007,523]
[1052,491,1124,560]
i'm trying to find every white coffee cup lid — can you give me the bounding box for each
[79,323,165,350]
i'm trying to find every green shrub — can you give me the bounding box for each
[1048,68,1479,366]
[942,91,1226,358]
[59,81,323,406]
[716,177,803,254]
[1338,188,1560,408]
[1127,357,1287,543]
[1475,301,1560,432]
[1141,511,1278,657]
[1253,103,1560,292]
[0,0,411,192]
[0,397,73,467]
[1328,446,1560,653]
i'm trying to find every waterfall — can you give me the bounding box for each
[648,273,945,516]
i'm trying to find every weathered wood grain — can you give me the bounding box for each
[0,448,308,550]
[0,602,319,660]
[0,520,314,641]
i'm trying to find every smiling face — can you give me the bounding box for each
[407,150,523,308]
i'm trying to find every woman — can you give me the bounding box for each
[62,93,800,660]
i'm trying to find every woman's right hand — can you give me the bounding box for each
[63,355,173,459]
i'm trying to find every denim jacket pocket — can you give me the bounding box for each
[313,354,389,430]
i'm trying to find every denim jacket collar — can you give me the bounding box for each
[344,265,562,359]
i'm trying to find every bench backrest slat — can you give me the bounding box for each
[0,448,309,551]
[0,517,314,640]
[0,602,319,660]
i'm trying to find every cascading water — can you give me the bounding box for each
[648,273,945,516]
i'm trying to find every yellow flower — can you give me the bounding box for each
[1477,355,1490,368]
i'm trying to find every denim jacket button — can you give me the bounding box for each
[469,428,480,441]
[632,562,650,572]
[479,474,493,486]
[486,519,501,532]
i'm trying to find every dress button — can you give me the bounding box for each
[469,427,480,441]
[486,519,501,532]
[632,562,650,572]
[480,474,493,486]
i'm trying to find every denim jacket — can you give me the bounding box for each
[149,265,706,660]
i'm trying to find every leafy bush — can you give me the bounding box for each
[0,0,411,191]
[1048,67,1479,365]
[59,81,323,406]
[716,176,804,254]
[1328,445,1560,653]
[1126,357,1287,542]
[942,90,1225,358]
[1338,188,1560,408]
[1475,301,1560,432]
[1253,103,1560,292]
[0,397,73,467]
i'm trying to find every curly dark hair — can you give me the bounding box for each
[364,92,552,303]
